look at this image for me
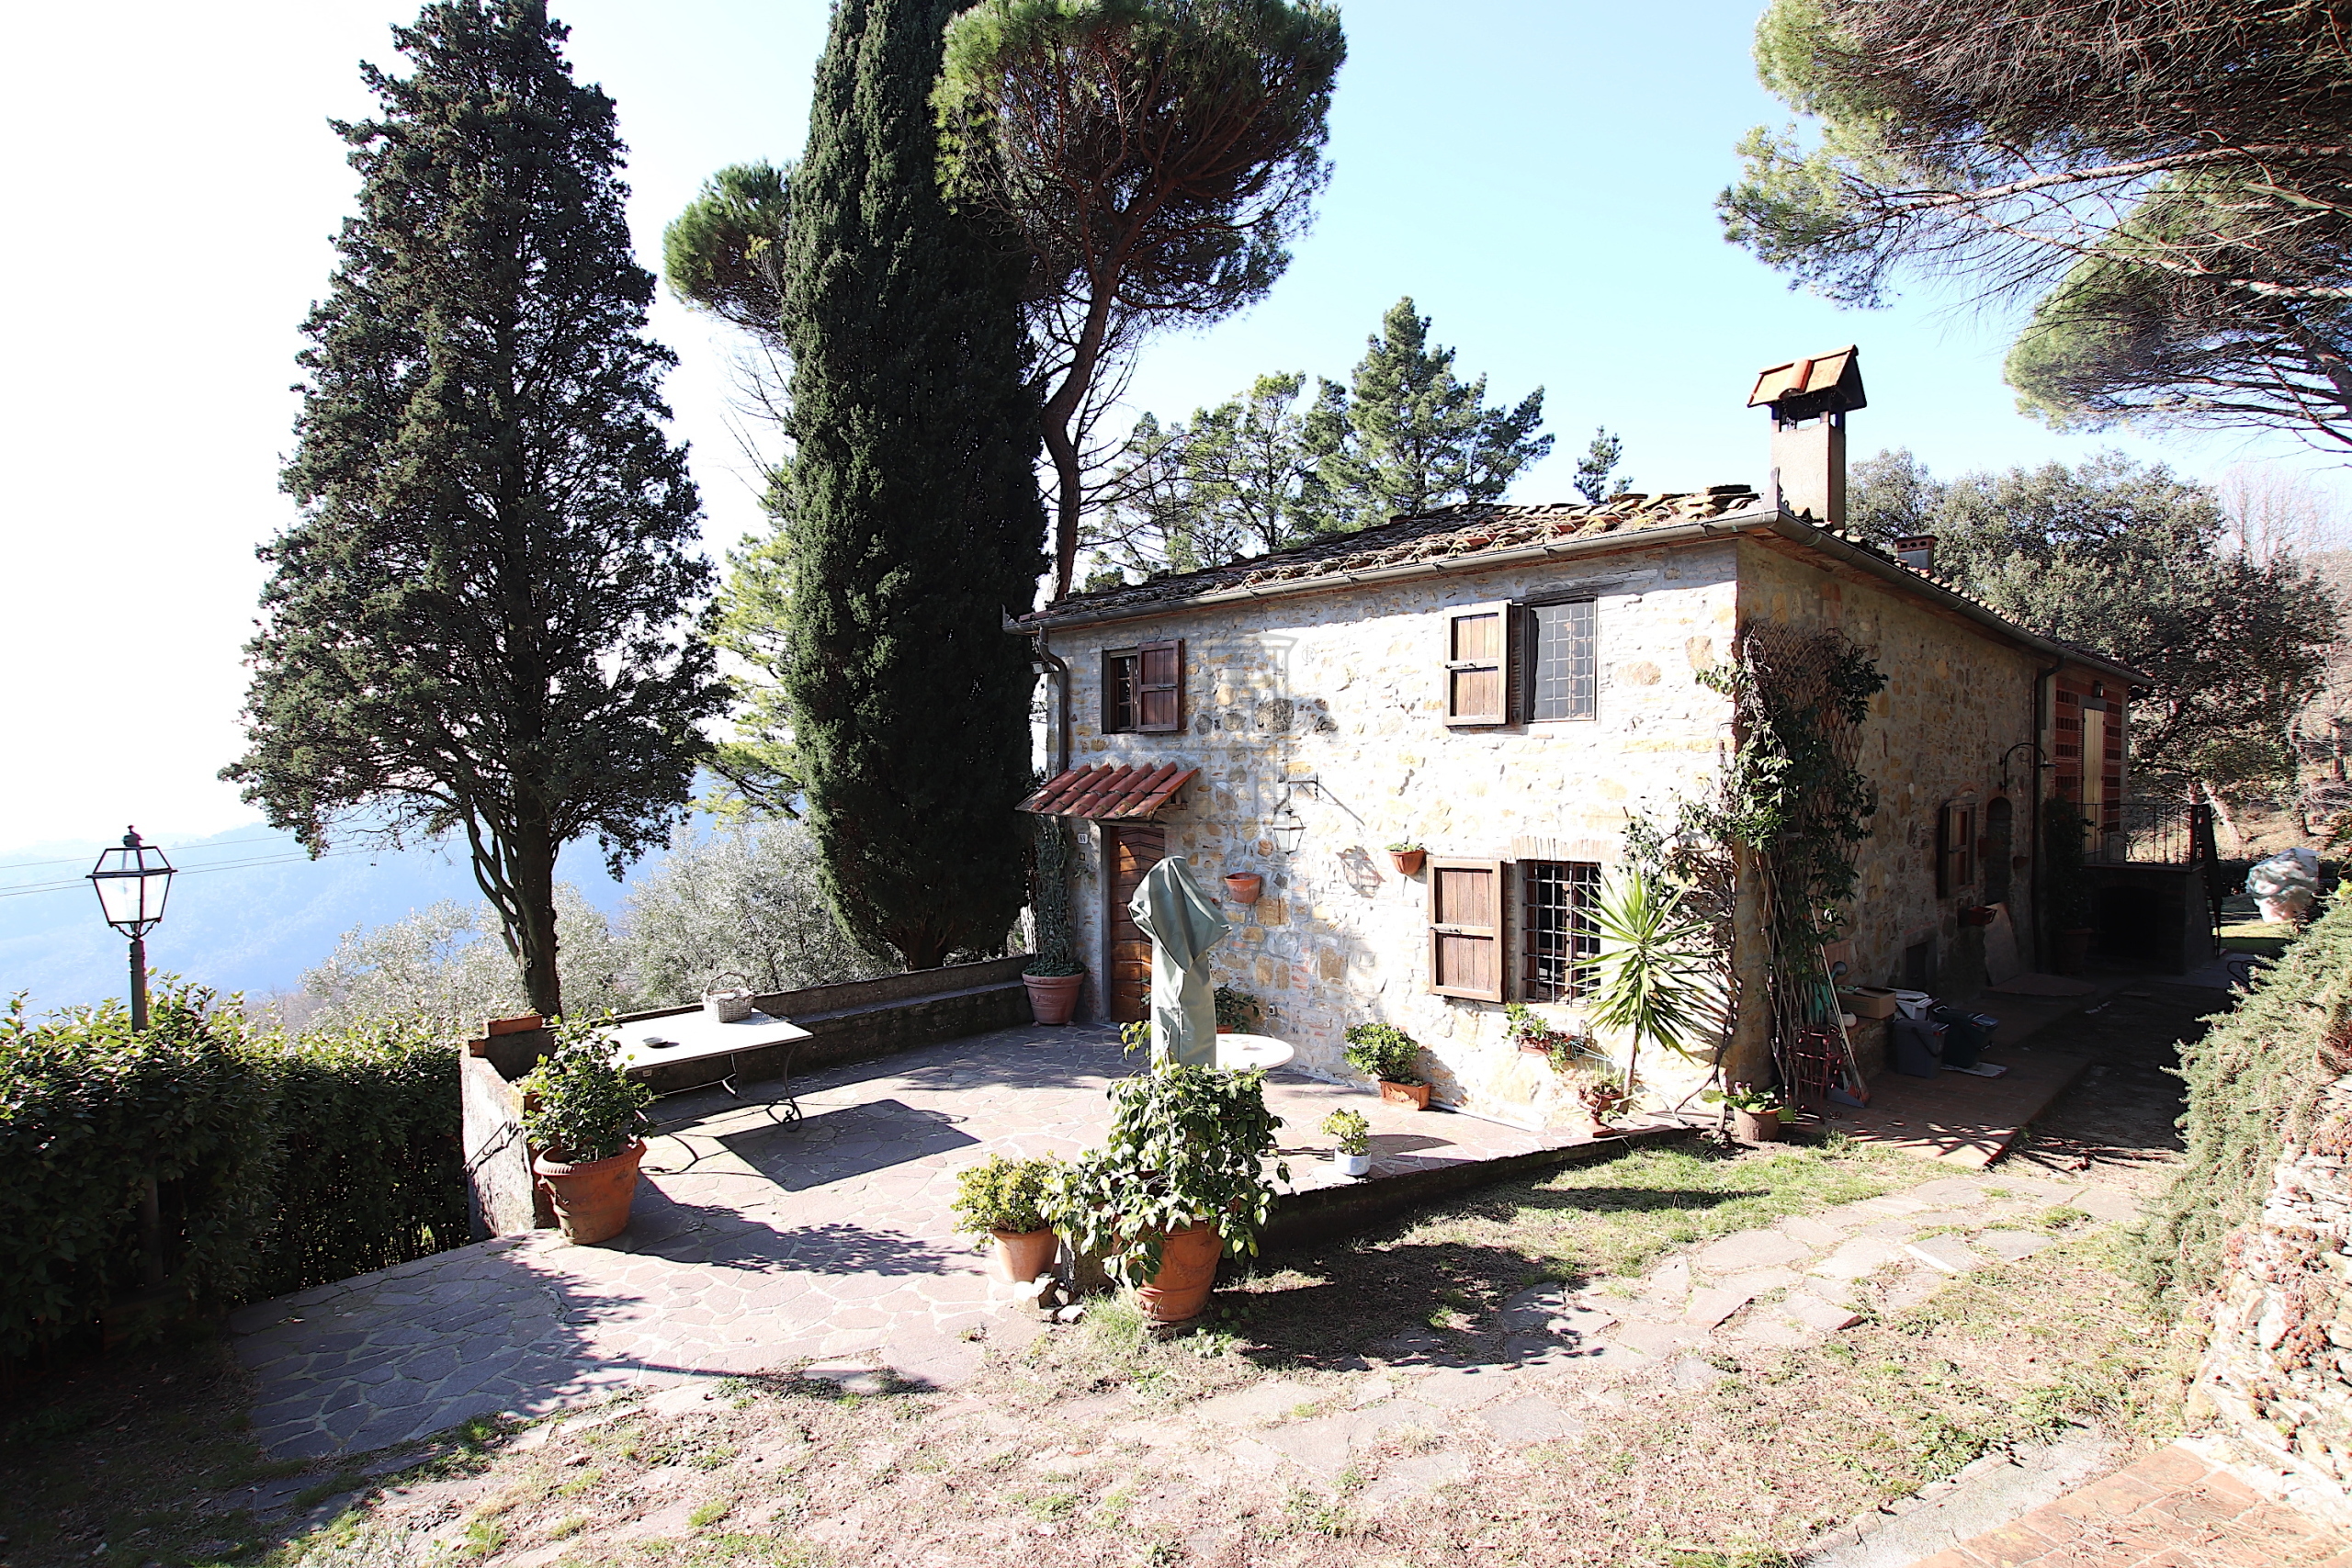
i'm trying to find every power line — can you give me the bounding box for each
[0,830,300,874]
[0,846,385,901]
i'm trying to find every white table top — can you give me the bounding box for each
[1213,1033,1296,1071]
[603,1008,811,1075]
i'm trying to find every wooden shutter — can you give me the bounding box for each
[1937,803,1975,896]
[1137,639,1183,732]
[1443,603,1513,725]
[1430,856,1506,1000]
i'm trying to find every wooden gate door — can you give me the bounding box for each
[1105,824,1165,1024]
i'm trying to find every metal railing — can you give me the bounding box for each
[2087,799,2216,866]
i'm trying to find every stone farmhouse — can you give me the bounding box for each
[1012,349,2144,1129]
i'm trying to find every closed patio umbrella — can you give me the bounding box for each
[1128,855,1230,1066]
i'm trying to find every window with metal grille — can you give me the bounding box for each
[1521,859,1601,1001]
[1528,600,1596,721]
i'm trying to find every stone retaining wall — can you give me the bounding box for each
[461,957,1035,1238]
[2194,1076,2352,1526]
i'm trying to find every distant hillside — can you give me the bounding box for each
[0,823,631,1017]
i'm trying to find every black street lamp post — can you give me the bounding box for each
[88,827,175,1032]
[88,827,175,1292]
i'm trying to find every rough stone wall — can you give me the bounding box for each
[2194,1077,2352,1528]
[1734,542,2045,997]
[1051,542,1740,1127]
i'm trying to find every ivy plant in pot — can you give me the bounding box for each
[1214,986,1264,1035]
[1052,1063,1288,1325]
[1703,1082,1783,1144]
[1321,1108,1372,1177]
[519,1017,655,1246]
[1024,815,1085,1025]
[1343,1021,1429,1109]
[951,1152,1063,1283]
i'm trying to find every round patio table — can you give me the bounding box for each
[1212,1032,1295,1071]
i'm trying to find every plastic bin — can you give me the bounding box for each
[1890,1016,1947,1077]
[1929,1006,1998,1070]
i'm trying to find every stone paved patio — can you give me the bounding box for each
[229,1022,1602,1459]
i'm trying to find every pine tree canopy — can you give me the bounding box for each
[781,0,1046,971]
[936,0,1347,599]
[662,160,793,344]
[1306,297,1554,533]
[224,0,725,1019]
[1724,0,2352,451]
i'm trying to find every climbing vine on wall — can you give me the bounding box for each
[1635,621,1885,1089]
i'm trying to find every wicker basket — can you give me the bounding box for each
[701,970,755,1023]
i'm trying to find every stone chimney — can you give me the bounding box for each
[1747,346,1868,530]
[1893,534,1937,575]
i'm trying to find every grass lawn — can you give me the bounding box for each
[0,1138,2184,1568]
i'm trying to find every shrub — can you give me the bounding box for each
[516,1017,652,1164]
[1342,1021,1422,1085]
[1213,986,1264,1033]
[2142,896,2352,1307]
[949,1153,1060,1236]
[0,980,469,1360]
[0,983,278,1361]
[1053,1064,1288,1285]
[250,1019,465,1300]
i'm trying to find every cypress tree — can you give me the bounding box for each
[782,0,1046,969]
[226,1,725,1017]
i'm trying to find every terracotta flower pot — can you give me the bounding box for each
[1732,1108,1781,1145]
[1224,874,1263,905]
[1379,1079,1430,1111]
[1024,972,1083,1026]
[1388,849,1426,876]
[1136,1220,1224,1325]
[991,1226,1059,1285]
[2054,927,2095,976]
[533,1141,647,1246]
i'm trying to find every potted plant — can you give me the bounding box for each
[1704,1082,1783,1144]
[1223,871,1263,905]
[1578,866,1722,1127]
[1505,1003,1617,1134]
[1343,1021,1429,1110]
[951,1152,1063,1283]
[1386,841,1426,876]
[1214,986,1265,1035]
[1322,1108,1372,1177]
[1025,816,1086,1025]
[520,1016,655,1246]
[1053,1063,1288,1325]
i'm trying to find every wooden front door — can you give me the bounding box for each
[1105,824,1165,1023]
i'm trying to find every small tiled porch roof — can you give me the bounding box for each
[1018,762,1200,820]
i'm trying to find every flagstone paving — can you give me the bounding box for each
[228,1023,1606,1459]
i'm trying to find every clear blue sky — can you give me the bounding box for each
[2,0,2335,852]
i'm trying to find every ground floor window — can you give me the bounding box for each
[1521,859,1601,1002]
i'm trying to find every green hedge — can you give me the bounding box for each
[2142,897,2351,1308]
[0,980,463,1361]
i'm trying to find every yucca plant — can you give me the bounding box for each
[1582,867,1722,1108]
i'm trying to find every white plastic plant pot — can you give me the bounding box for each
[1337,1151,1372,1178]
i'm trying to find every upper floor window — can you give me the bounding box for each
[1527,600,1597,722]
[1102,639,1184,733]
[1442,598,1598,726]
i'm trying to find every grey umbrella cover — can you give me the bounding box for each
[1127,855,1232,1067]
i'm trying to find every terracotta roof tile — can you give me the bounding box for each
[1019,762,1201,820]
[1013,489,1764,626]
